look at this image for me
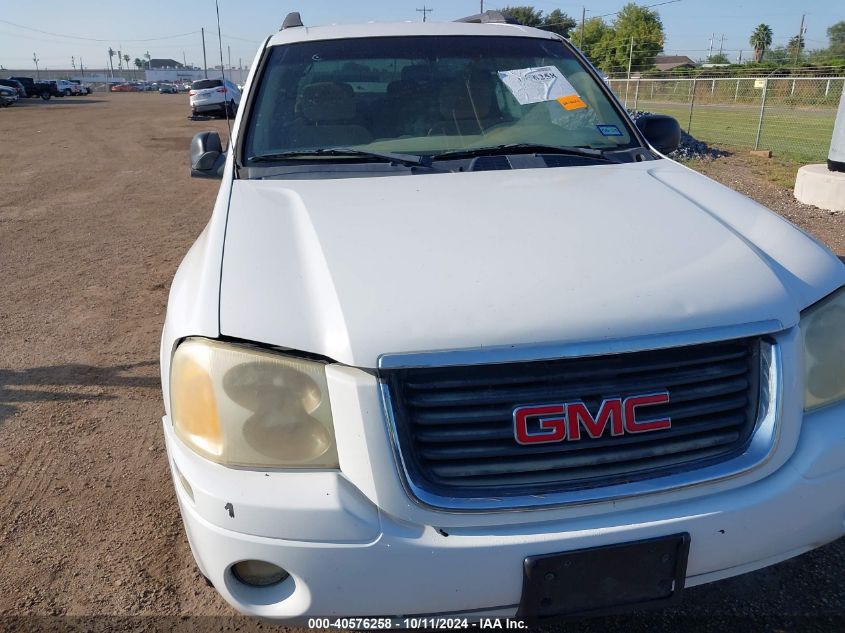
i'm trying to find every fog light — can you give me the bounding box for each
[231,560,289,587]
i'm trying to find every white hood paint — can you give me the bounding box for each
[219,160,844,368]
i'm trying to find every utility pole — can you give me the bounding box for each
[201,28,208,78]
[80,57,84,78]
[107,47,115,79]
[228,45,231,70]
[182,50,187,68]
[794,13,805,66]
[718,34,726,57]
[71,56,76,71]
[480,1,484,13]
[579,7,586,49]
[416,6,433,22]
[738,50,743,63]
[627,35,634,80]
[708,33,714,59]
[33,52,40,80]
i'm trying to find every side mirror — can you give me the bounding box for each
[190,131,226,179]
[635,114,681,155]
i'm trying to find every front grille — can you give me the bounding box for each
[381,338,762,498]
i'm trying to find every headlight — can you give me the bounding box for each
[801,287,845,411]
[170,337,338,468]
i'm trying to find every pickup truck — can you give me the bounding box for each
[9,76,60,100]
[161,11,845,623]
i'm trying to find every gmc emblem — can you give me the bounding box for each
[513,392,671,445]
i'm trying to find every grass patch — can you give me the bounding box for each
[636,100,833,162]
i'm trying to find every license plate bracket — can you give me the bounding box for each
[517,533,690,619]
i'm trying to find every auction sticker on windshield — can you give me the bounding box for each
[498,66,586,108]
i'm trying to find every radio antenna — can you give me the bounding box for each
[214,0,232,143]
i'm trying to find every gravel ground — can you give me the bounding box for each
[0,94,842,633]
[628,110,728,161]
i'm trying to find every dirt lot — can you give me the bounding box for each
[0,93,843,632]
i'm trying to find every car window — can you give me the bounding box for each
[192,79,223,90]
[244,35,636,162]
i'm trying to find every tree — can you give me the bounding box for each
[828,21,845,55]
[542,9,576,38]
[498,6,543,27]
[706,53,730,64]
[579,16,610,53]
[764,45,789,65]
[786,35,806,59]
[134,58,143,69]
[749,24,773,63]
[497,6,576,38]
[590,3,664,74]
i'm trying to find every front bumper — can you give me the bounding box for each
[163,390,845,621]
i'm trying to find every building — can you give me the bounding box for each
[653,55,697,71]
[149,58,184,70]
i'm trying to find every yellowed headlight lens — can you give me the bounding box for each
[802,287,845,411]
[171,348,223,457]
[170,338,338,468]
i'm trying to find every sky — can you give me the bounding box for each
[0,0,841,71]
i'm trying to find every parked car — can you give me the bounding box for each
[163,11,845,624]
[159,83,179,94]
[54,79,80,96]
[0,78,27,98]
[9,76,59,100]
[0,84,18,106]
[68,79,92,95]
[188,78,240,116]
[110,83,139,92]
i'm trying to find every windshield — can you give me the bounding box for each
[243,35,636,163]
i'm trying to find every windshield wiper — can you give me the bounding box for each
[432,144,617,162]
[249,148,436,169]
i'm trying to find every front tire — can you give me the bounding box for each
[41,91,51,101]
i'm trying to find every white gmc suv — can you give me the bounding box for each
[161,11,845,623]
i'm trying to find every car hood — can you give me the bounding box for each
[219,160,844,368]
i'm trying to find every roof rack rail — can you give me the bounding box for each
[280,12,304,30]
[455,10,520,25]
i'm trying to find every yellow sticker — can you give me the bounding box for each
[557,95,587,111]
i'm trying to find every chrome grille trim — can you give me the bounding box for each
[378,337,782,513]
[377,319,783,369]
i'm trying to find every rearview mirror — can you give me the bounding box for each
[635,114,681,155]
[191,131,226,179]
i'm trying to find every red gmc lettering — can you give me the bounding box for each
[567,399,623,440]
[513,405,566,444]
[513,392,670,444]
[623,392,672,433]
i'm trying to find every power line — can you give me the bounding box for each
[0,18,200,43]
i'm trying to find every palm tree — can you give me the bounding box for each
[749,24,773,62]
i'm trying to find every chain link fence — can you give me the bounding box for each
[607,77,845,161]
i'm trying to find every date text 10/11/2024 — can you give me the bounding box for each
[306,618,530,629]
